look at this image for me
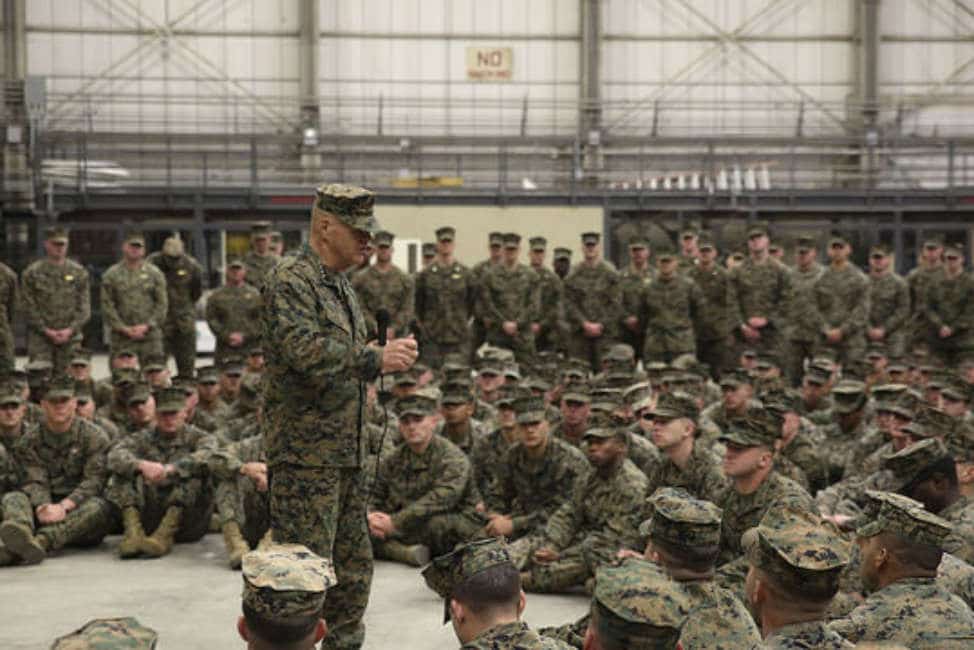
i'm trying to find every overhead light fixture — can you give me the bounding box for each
[303,127,319,147]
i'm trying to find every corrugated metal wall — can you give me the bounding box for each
[20,0,974,138]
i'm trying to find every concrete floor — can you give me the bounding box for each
[1,534,588,649]
[5,355,587,647]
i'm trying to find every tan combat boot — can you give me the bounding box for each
[256,528,274,551]
[118,507,147,559]
[378,540,431,567]
[221,521,250,570]
[141,506,183,558]
[0,542,16,566]
[0,520,46,565]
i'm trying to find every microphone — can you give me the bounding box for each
[376,309,390,346]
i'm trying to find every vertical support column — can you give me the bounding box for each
[2,0,32,209]
[859,0,881,188]
[299,0,322,181]
[578,0,602,177]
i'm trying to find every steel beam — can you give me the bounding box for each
[2,0,25,81]
[578,0,603,148]
[299,0,320,132]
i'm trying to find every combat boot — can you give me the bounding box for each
[256,528,274,551]
[221,521,250,570]
[0,542,14,566]
[378,540,431,567]
[141,506,182,558]
[118,507,147,559]
[0,520,47,565]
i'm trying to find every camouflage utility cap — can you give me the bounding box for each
[641,487,722,548]
[592,558,691,648]
[857,491,953,548]
[882,438,952,492]
[513,394,546,424]
[422,538,514,623]
[529,236,547,251]
[441,379,474,406]
[44,225,70,243]
[553,247,572,261]
[396,388,440,417]
[373,230,394,246]
[0,382,23,406]
[581,232,601,244]
[126,382,151,407]
[155,387,187,414]
[650,391,698,421]
[196,365,219,384]
[45,375,76,400]
[742,507,849,598]
[422,242,437,256]
[719,414,778,448]
[51,617,158,649]
[314,183,379,234]
[242,544,335,619]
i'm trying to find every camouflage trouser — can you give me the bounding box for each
[470,320,488,365]
[106,473,214,543]
[620,326,645,363]
[109,330,164,368]
[162,318,197,378]
[817,333,866,368]
[786,339,817,386]
[215,475,270,546]
[0,324,13,373]
[27,329,83,375]
[565,332,617,373]
[486,328,536,371]
[642,329,695,365]
[696,336,734,379]
[270,464,372,650]
[535,322,566,355]
[419,339,469,370]
[522,533,617,593]
[928,334,974,368]
[1,491,114,550]
[378,511,485,557]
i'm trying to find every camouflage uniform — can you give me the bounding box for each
[205,276,263,365]
[868,266,910,360]
[563,240,621,371]
[521,441,648,592]
[785,257,826,384]
[100,254,168,364]
[261,185,382,650]
[728,251,792,357]
[371,433,483,557]
[1,397,114,559]
[434,417,490,456]
[688,253,736,375]
[618,260,654,362]
[351,263,414,339]
[940,494,974,565]
[480,259,539,367]
[813,259,870,365]
[147,247,203,376]
[51,618,158,650]
[106,422,219,543]
[742,506,853,650]
[20,255,91,374]
[645,442,727,506]
[211,433,269,546]
[0,262,16,372]
[486,395,590,541]
[907,262,945,350]
[828,492,974,649]
[923,264,974,366]
[415,253,476,368]
[422,539,571,649]
[242,252,280,291]
[639,268,705,363]
[530,241,565,354]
